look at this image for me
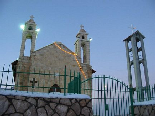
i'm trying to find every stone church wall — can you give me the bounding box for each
[16,42,92,94]
[0,94,93,116]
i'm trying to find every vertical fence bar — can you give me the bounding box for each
[64,66,66,96]
[59,71,60,86]
[103,75,107,116]
[74,71,75,94]
[70,70,71,82]
[48,70,50,94]
[79,72,81,94]
[77,72,79,94]
[129,88,134,116]
[84,78,85,94]
[38,69,40,92]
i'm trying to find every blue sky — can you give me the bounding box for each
[0,0,155,86]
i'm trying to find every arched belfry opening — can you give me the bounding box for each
[24,39,31,56]
[74,25,90,64]
[82,35,85,39]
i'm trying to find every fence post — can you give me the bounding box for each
[74,71,75,94]
[147,85,151,100]
[70,70,71,82]
[103,75,107,116]
[129,87,134,116]
[79,72,81,94]
[64,66,66,96]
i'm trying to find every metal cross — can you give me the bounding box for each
[129,24,136,34]
[30,15,34,20]
[30,78,37,88]
[80,25,84,29]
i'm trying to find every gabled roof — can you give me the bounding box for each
[123,30,145,42]
[34,42,73,53]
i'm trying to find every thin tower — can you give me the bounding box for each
[123,30,149,101]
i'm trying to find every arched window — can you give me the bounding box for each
[49,84,61,93]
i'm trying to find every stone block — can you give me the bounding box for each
[134,106,139,115]
[45,105,54,116]
[60,98,71,105]
[87,99,92,108]
[0,96,10,115]
[37,107,47,116]
[55,104,68,116]
[52,113,59,116]
[150,109,155,116]
[38,99,46,107]
[71,102,80,115]
[15,96,25,100]
[12,99,30,113]
[80,99,86,107]
[26,98,36,106]
[5,105,15,114]
[10,113,23,116]
[81,107,90,116]
[140,106,144,114]
[50,103,57,110]
[24,105,37,116]
[146,105,152,114]
[66,109,76,116]
[51,98,60,103]
[143,109,149,116]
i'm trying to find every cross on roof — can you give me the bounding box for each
[30,78,37,88]
[30,15,34,20]
[80,25,84,29]
[129,24,136,34]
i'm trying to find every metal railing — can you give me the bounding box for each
[0,65,81,96]
[81,76,155,116]
[0,65,155,116]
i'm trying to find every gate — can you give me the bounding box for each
[68,76,81,94]
[81,76,134,116]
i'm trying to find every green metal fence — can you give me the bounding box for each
[1,65,155,116]
[81,76,155,116]
[0,65,81,96]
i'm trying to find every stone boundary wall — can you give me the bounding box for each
[0,94,92,116]
[133,105,155,116]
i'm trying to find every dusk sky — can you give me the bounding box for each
[0,0,155,86]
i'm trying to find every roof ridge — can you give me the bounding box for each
[34,42,73,53]
[35,43,54,52]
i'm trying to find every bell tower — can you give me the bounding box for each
[15,16,39,91]
[74,25,90,64]
[123,30,150,101]
[19,15,38,59]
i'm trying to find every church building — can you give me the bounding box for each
[12,16,95,93]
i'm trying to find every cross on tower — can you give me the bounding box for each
[129,24,136,34]
[30,15,34,20]
[30,78,37,88]
[80,25,84,29]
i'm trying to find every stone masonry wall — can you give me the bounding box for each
[0,94,92,116]
[133,105,155,116]
[16,42,92,94]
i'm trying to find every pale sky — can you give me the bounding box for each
[0,0,155,86]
